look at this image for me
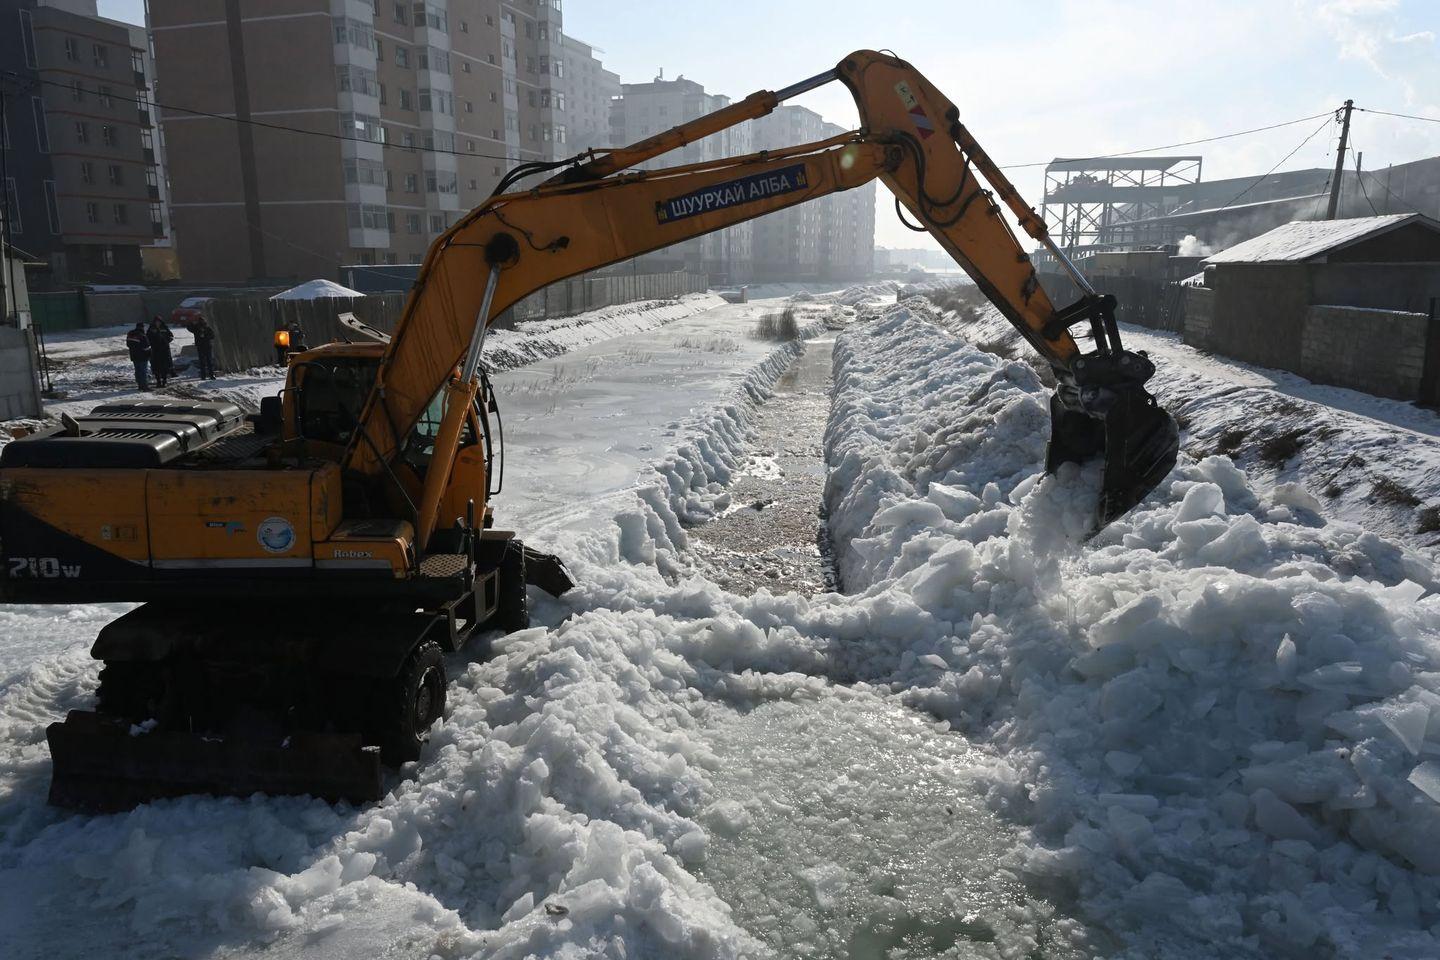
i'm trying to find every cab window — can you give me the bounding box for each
[400,387,476,473]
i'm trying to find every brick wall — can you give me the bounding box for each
[1183,287,1214,348]
[1299,305,1429,400]
[1210,263,1310,369]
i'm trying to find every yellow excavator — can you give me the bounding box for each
[0,51,1177,809]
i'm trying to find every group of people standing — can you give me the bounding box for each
[125,315,217,391]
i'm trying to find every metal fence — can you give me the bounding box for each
[208,270,709,373]
[209,295,406,372]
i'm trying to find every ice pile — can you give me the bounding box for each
[818,296,1440,957]
[483,292,727,370]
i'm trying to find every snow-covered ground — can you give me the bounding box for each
[3,285,1439,959]
[925,286,1440,551]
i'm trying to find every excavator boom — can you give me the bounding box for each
[346,50,1177,536]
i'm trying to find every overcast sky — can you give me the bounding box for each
[99,0,1439,249]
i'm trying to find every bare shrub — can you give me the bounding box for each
[1371,477,1422,508]
[754,308,801,341]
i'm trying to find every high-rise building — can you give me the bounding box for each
[561,34,617,157]
[149,0,597,281]
[608,76,752,282]
[750,106,874,281]
[2,0,170,284]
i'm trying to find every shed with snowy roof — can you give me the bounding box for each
[1182,215,1440,400]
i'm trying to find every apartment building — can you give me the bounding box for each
[609,76,753,282]
[150,0,588,281]
[561,34,617,157]
[749,106,875,281]
[4,0,168,283]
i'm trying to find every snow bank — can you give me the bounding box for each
[819,297,1440,956]
[269,279,364,300]
[482,293,727,370]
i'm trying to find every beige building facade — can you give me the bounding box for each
[151,0,590,281]
[25,0,166,281]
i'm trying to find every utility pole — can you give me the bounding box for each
[1325,99,1353,220]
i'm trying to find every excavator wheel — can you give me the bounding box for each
[379,640,447,765]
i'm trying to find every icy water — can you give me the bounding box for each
[688,334,838,594]
[699,693,1096,959]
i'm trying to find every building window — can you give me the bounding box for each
[130,49,144,75]
[99,85,113,108]
[375,39,383,61]
[108,164,123,186]
[399,88,412,110]
[70,80,84,103]
[384,168,393,190]
[465,99,474,113]
[80,161,94,184]
[64,36,79,61]
[3,178,20,233]
[19,10,37,67]
[112,203,128,224]
[43,180,60,233]
[460,19,468,32]
[429,213,444,232]
[468,178,477,190]
[404,173,417,193]
[395,45,409,68]
[386,211,396,231]
[487,54,495,64]
[92,43,108,67]
[31,97,49,153]
[402,131,415,150]
[461,61,471,73]
[378,83,387,105]
[102,125,116,146]
[406,213,421,234]
[85,202,99,224]
[392,2,407,23]
[332,17,375,51]
[75,121,89,144]
[555,124,566,144]
[102,246,115,267]
[466,139,475,152]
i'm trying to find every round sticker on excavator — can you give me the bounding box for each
[257,516,296,554]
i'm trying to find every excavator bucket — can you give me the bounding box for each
[1045,350,1180,533]
[47,711,383,812]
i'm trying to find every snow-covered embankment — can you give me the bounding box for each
[823,296,1440,956]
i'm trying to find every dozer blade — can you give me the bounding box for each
[1045,349,1180,533]
[47,711,384,812]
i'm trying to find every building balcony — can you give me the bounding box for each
[137,107,151,127]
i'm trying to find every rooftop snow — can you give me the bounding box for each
[269,278,364,300]
[1204,213,1434,264]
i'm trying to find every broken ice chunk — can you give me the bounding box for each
[1408,761,1440,804]
[1380,701,1430,756]
[1275,635,1298,682]
[1175,482,1224,522]
[1251,788,1320,843]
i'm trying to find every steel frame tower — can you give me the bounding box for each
[1042,156,1202,250]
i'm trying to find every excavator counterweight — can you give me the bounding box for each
[2,50,1177,810]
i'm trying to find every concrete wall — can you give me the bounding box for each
[1208,263,1311,369]
[1311,263,1440,313]
[1183,287,1214,347]
[1299,305,1429,400]
[0,326,42,419]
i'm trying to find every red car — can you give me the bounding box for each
[169,296,213,330]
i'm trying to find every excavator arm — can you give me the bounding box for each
[347,50,1178,543]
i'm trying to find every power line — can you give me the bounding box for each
[3,70,541,166]
[996,109,1339,170]
[1219,114,1335,210]
[1355,106,1440,125]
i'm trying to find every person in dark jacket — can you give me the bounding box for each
[146,315,174,387]
[192,316,217,380]
[286,319,308,353]
[125,323,151,390]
